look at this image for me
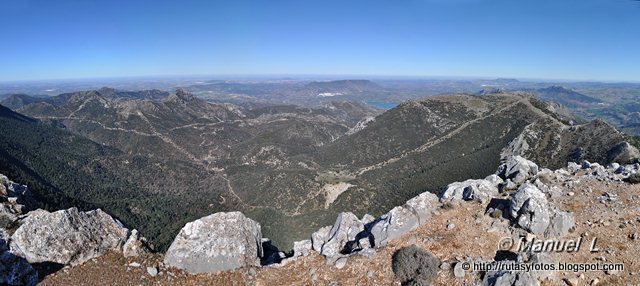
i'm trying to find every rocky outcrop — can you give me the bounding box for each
[122,229,151,257]
[345,116,375,135]
[567,160,639,181]
[368,206,419,248]
[1,229,38,286]
[404,191,440,223]
[508,183,575,237]
[164,212,263,273]
[368,191,439,248]
[10,208,130,265]
[0,174,34,229]
[292,239,312,257]
[441,177,500,203]
[509,183,552,235]
[497,155,539,185]
[484,174,504,186]
[0,173,152,284]
[314,212,365,262]
[311,225,332,253]
[306,190,439,265]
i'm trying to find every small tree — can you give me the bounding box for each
[626,173,640,184]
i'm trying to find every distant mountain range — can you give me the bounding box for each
[1,87,168,110]
[304,80,383,95]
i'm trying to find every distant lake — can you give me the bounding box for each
[367,101,397,109]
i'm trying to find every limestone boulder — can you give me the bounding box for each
[10,208,129,265]
[164,212,263,273]
[498,155,539,184]
[441,179,498,203]
[317,212,364,260]
[509,183,551,235]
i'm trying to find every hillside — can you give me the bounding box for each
[1,89,381,250]
[0,94,50,110]
[0,105,238,250]
[533,86,602,108]
[0,89,635,251]
[299,93,629,243]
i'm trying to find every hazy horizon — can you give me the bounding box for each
[2,73,640,85]
[2,0,639,82]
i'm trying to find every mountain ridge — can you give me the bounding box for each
[0,89,636,251]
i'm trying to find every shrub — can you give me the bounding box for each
[392,245,440,285]
[626,173,640,184]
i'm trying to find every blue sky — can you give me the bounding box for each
[0,0,638,81]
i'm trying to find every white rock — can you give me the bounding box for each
[404,191,439,223]
[368,206,419,248]
[499,155,539,184]
[484,174,504,186]
[509,183,550,235]
[360,214,376,225]
[123,229,150,257]
[567,162,582,173]
[163,212,263,273]
[311,226,332,252]
[318,212,364,260]
[293,239,312,257]
[453,262,465,278]
[441,179,498,203]
[147,266,158,277]
[335,257,347,269]
[10,208,129,265]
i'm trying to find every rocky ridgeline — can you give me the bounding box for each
[157,153,639,284]
[0,174,151,286]
[1,149,639,285]
[441,155,639,285]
